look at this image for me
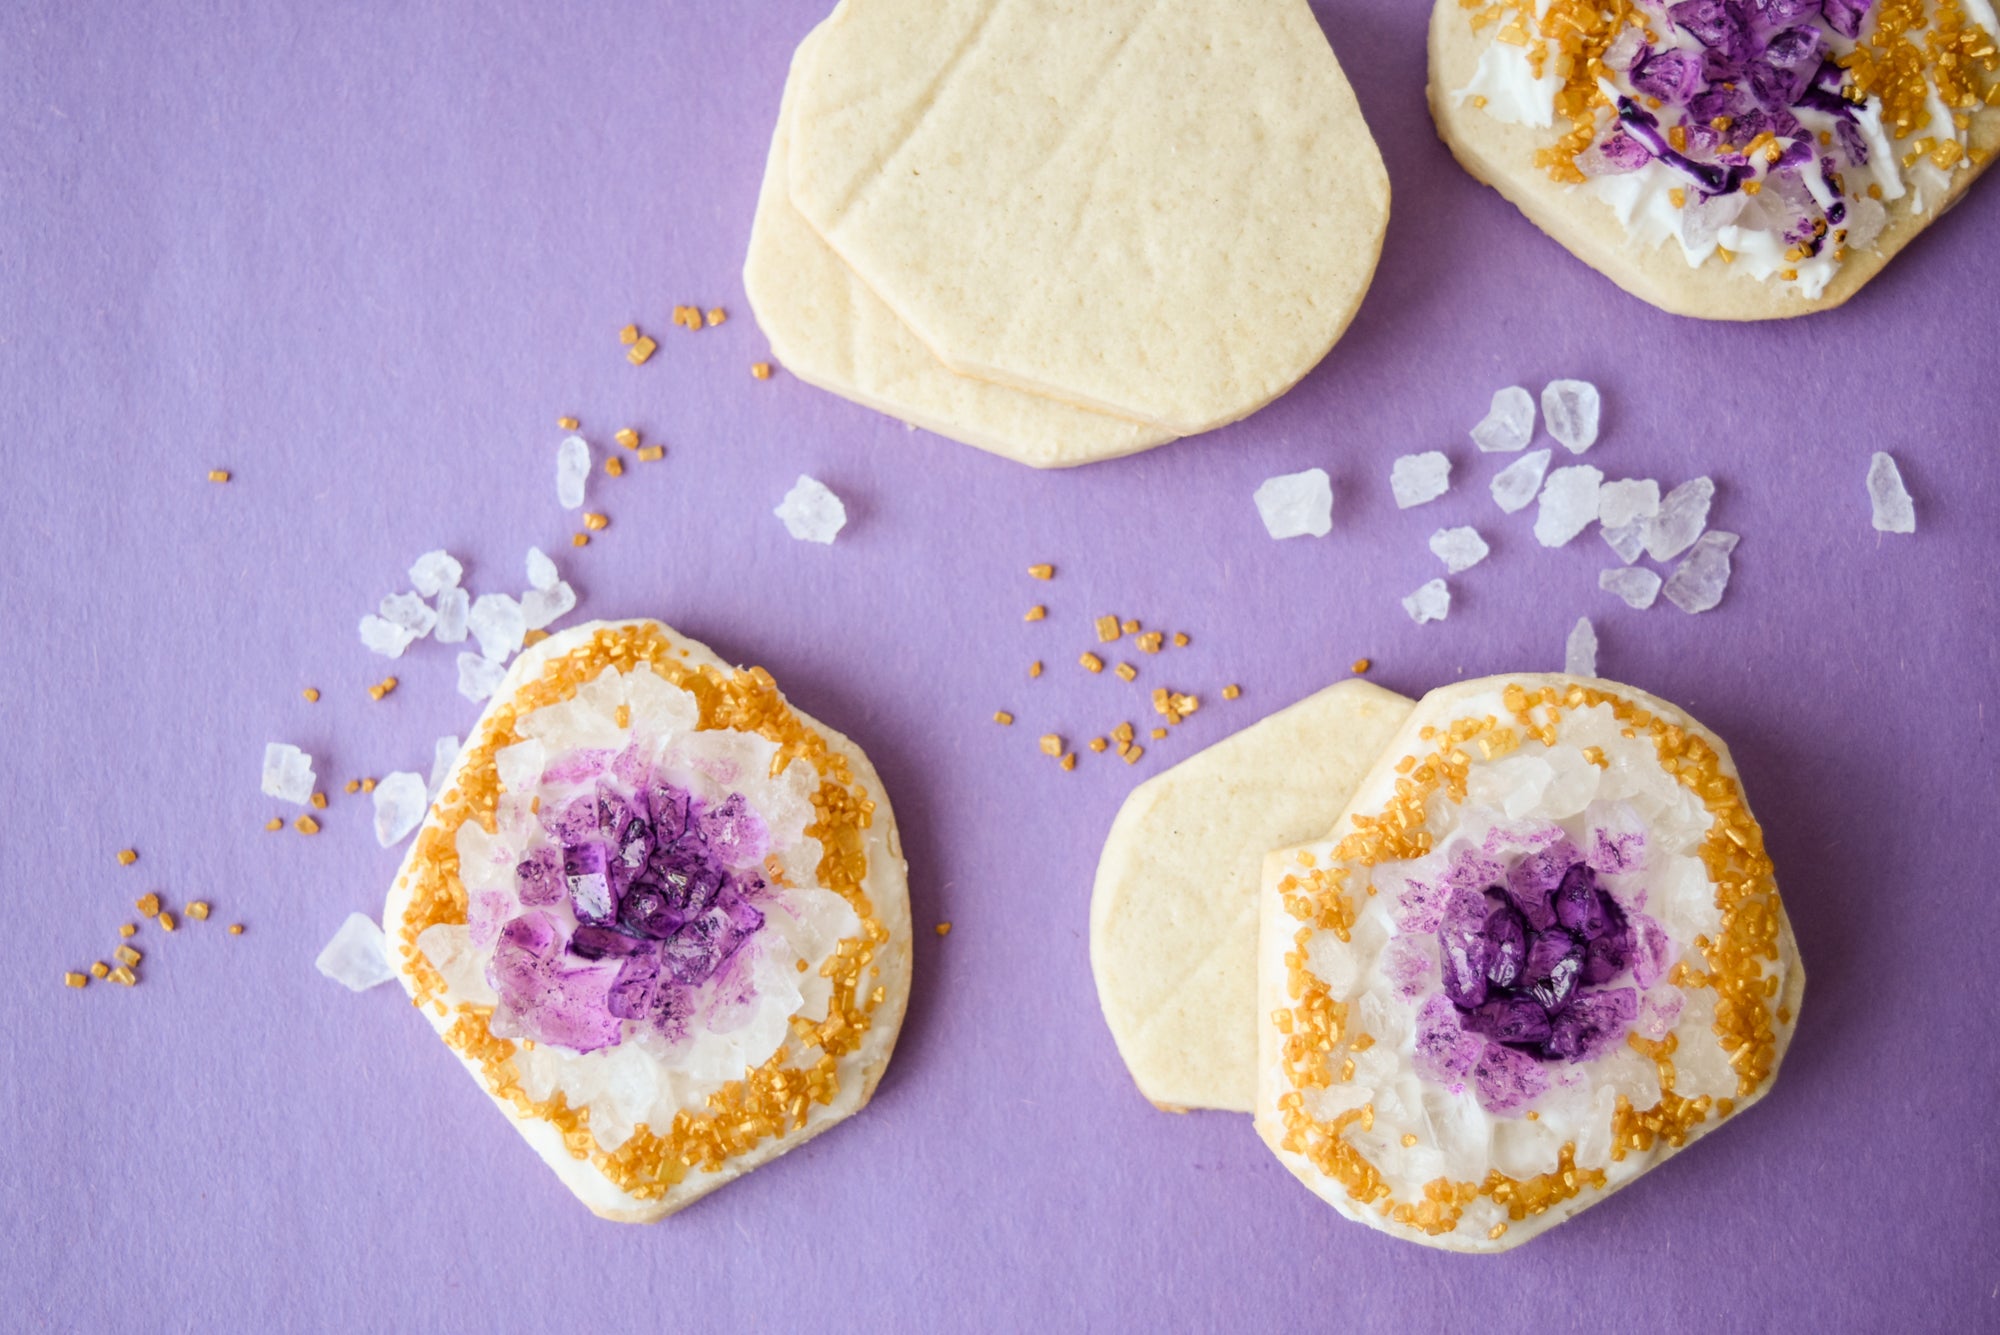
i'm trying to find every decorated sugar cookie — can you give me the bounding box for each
[1429,0,1999,318]
[383,620,911,1222]
[1254,675,1803,1250]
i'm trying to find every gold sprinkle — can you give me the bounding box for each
[1024,605,1047,621]
[637,445,665,462]
[1095,615,1121,642]
[302,687,320,702]
[1121,619,1140,635]
[1027,563,1054,580]
[117,849,138,867]
[1112,722,1135,744]
[1222,684,1241,700]
[207,469,231,483]
[187,902,210,921]
[1743,179,1763,195]
[1149,727,1167,740]
[626,336,657,365]
[1351,658,1371,673]
[158,911,178,932]
[115,945,143,967]
[345,779,360,794]
[1668,186,1687,209]
[1471,94,1489,108]
[1114,663,1137,682]
[1060,753,1077,771]
[1172,632,1189,647]
[1028,661,1043,678]
[90,961,109,979]
[265,817,284,831]
[1039,734,1063,757]
[618,324,639,346]
[137,893,161,918]
[1779,267,1797,281]
[1402,1133,1419,1148]
[934,922,952,937]
[583,512,609,531]
[64,972,87,989]
[228,924,244,935]
[1079,652,1104,673]
[614,704,630,729]
[1122,745,1144,765]
[993,711,1014,726]
[572,533,590,547]
[1088,737,1108,753]
[706,308,726,327]
[1135,631,1163,653]
[795,958,810,972]
[118,924,136,938]
[614,428,640,449]
[310,791,327,810]
[558,416,579,430]
[109,966,136,987]
[750,361,773,379]
[605,456,624,478]
[295,815,320,835]
[1488,1223,1509,1241]
[361,778,376,793]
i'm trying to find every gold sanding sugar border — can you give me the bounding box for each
[1272,681,1792,1240]
[392,622,891,1200]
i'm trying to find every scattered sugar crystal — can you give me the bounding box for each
[408,550,462,597]
[1643,477,1714,562]
[1541,380,1601,453]
[521,580,577,630]
[372,770,428,848]
[260,743,316,805]
[1390,452,1451,509]
[774,475,847,544]
[1253,468,1333,538]
[1401,578,1451,625]
[428,736,461,803]
[1533,465,1603,547]
[1428,526,1489,573]
[1597,479,1660,530]
[1663,531,1740,613]
[358,614,418,659]
[467,592,527,662]
[1844,195,1888,253]
[1867,452,1915,533]
[1471,386,1535,453]
[378,591,438,639]
[1600,520,1648,564]
[1491,448,1552,514]
[556,435,590,510]
[1565,616,1599,677]
[433,586,469,643]
[457,651,508,702]
[315,912,396,991]
[1599,566,1663,610]
[526,546,559,591]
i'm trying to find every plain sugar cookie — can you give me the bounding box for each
[1255,675,1804,1251]
[786,0,1390,434]
[1429,0,1999,320]
[745,23,1175,469]
[383,619,912,1222]
[1090,680,1414,1113]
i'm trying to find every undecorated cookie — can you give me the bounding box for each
[745,23,1175,468]
[1255,674,1803,1251]
[383,619,912,1222]
[1429,0,1999,319]
[787,0,1390,434]
[1091,680,1414,1113]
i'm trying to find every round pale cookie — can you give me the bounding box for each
[383,619,912,1223]
[1091,680,1414,1114]
[1428,0,2000,320]
[746,25,1174,469]
[785,0,1390,435]
[1255,675,1804,1252]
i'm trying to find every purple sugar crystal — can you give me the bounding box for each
[1473,1040,1550,1114]
[607,951,661,1020]
[616,880,688,939]
[699,791,770,870]
[563,841,616,924]
[1631,49,1704,103]
[661,889,765,987]
[515,845,566,907]
[1755,0,1823,23]
[1466,996,1554,1047]
[487,912,625,1053]
[1670,0,1751,55]
[1482,893,1527,989]
[1414,996,1483,1085]
[1525,930,1584,1012]
[653,845,725,917]
[1554,864,1613,939]
[1438,889,1494,1010]
[1546,988,1640,1062]
[567,924,652,960]
[1821,0,1870,39]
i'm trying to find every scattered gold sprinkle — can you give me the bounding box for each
[361,778,376,793]
[935,922,952,937]
[615,428,639,449]
[158,911,178,933]
[109,965,136,987]
[207,469,231,483]
[1114,663,1137,682]
[627,336,657,365]
[1112,722,1134,744]
[187,902,210,921]
[1779,267,1798,281]
[137,893,161,918]
[1060,753,1077,771]
[1089,737,1108,753]
[1402,1133,1419,1148]
[302,687,320,702]
[1352,658,1371,673]
[573,533,590,547]
[64,972,87,989]
[619,324,639,345]
[993,711,1014,726]
[1120,619,1140,635]
[583,512,609,531]
[1039,734,1063,757]
[750,361,773,379]
[345,779,360,794]
[1028,563,1054,580]
[1122,745,1144,765]
[1172,632,1188,647]
[1025,605,1047,621]
[117,849,138,867]
[115,945,142,967]
[1095,615,1121,642]
[90,961,109,979]
[310,791,327,810]
[1488,1223,1509,1241]
[1079,652,1104,673]
[265,816,284,831]
[118,924,136,938]
[605,456,624,478]
[1150,727,1167,740]
[1028,661,1042,678]
[1135,631,1164,653]
[637,445,665,462]
[295,815,320,835]
[228,924,244,935]
[369,676,399,700]
[1743,179,1763,195]
[558,416,579,430]
[706,308,726,326]
[1668,187,1687,209]
[1222,684,1241,700]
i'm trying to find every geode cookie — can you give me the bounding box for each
[383,619,911,1222]
[1430,0,1999,318]
[1255,675,1803,1251]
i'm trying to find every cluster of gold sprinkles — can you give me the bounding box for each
[66,895,234,989]
[391,623,894,1197]
[671,304,724,331]
[1272,681,1792,1238]
[620,324,657,365]
[368,676,398,701]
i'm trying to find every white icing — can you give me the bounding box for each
[1454,33,1560,128]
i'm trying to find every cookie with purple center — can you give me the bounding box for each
[1255,674,1804,1251]
[383,620,912,1222]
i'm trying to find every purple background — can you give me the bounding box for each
[4,2,1995,1331]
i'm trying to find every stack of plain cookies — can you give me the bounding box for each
[744,0,1390,468]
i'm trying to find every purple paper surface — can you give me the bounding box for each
[3,2,1995,1330]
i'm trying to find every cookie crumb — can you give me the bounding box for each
[1122,745,1144,765]
[1112,723,1134,744]
[1136,632,1163,654]
[1150,727,1167,739]
[615,428,639,450]
[369,676,398,700]
[1120,619,1140,635]
[583,512,609,532]
[345,779,360,794]
[361,778,376,793]
[993,711,1014,726]
[109,965,137,987]
[524,629,549,646]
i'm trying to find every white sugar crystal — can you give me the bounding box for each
[1491,448,1552,514]
[408,550,462,597]
[1533,464,1603,546]
[1597,479,1660,530]
[428,735,461,803]
[1867,452,1915,533]
[1565,616,1599,677]
[358,614,418,659]
[1643,476,1714,562]
[521,580,576,630]
[1663,531,1740,613]
[1402,578,1451,625]
[556,435,590,510]
[456,651,508,702]
[1599,566,1663,610]
[1600,520,1648,565]
[372,770,429,848]
[315,912,397,992]
[1541,379,1601,453]
[378,591,438,639]
[260,742,316,806]
[1471,386,1536,453]
[433,586,469,643]
[1428,526,1490,573]
[1390,452,1451,509]
[526,546,559,591]
[467,593,526,662]
[774,475,848,544]
[1253,468,1333,538]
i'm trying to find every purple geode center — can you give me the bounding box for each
[1436,857,1638,1067]
[487,764,771,1053]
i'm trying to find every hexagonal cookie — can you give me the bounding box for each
[1429,0,1999,319]
[1256,675,1804,1251]
[383,619,912,1221]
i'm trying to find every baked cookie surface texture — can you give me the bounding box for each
[383,619,911,1222]
[1255,675,1803,1251]
[1430,0,1999,318]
